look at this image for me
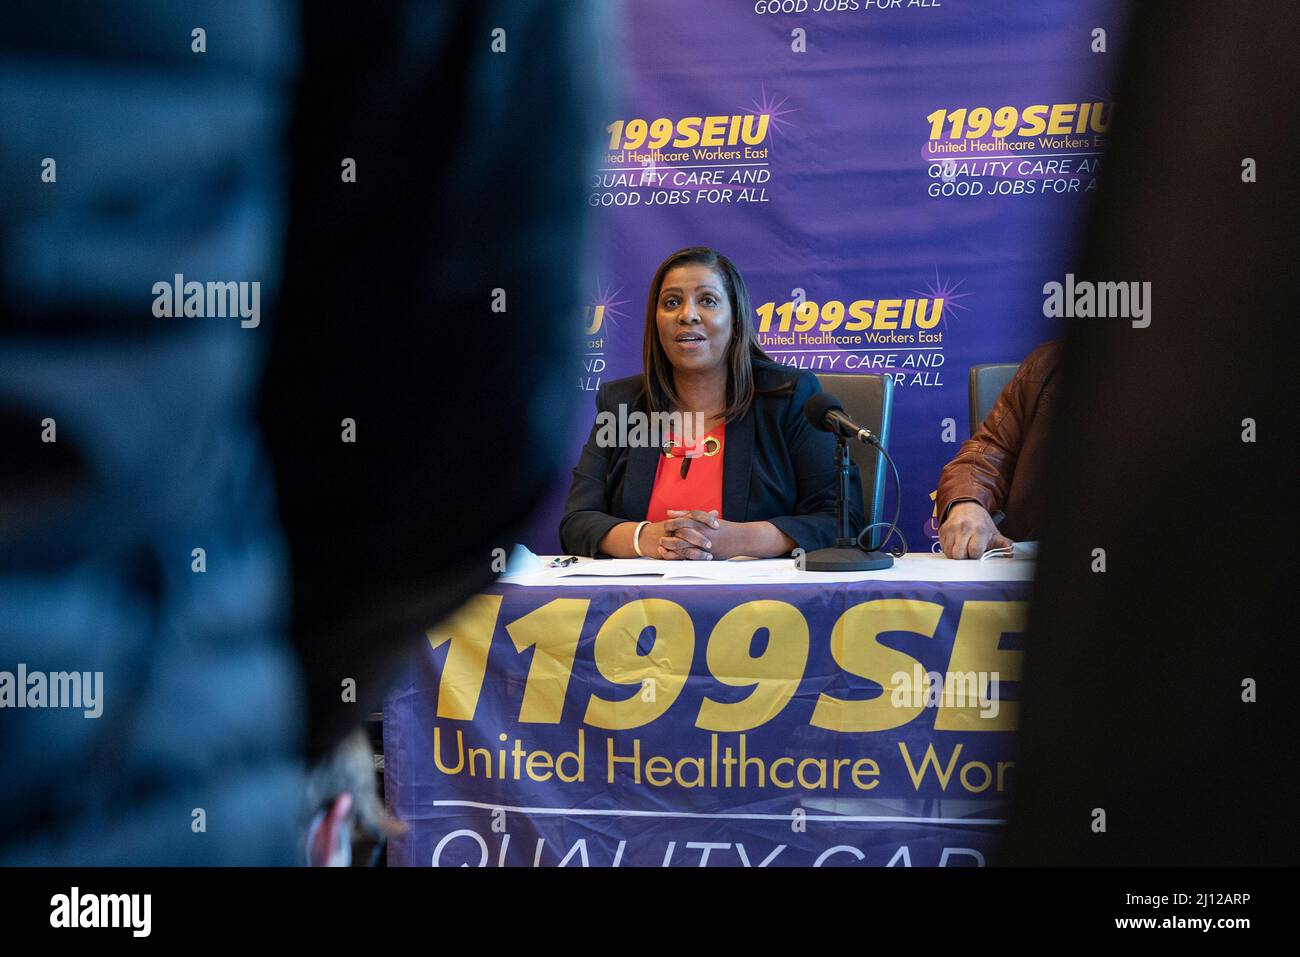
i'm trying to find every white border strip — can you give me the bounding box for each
[432,800,1003,826]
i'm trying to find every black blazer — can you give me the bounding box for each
[559,359,864,556]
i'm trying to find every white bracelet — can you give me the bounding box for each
[632,521,650,557]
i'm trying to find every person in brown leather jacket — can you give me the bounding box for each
[936,341,1062,558]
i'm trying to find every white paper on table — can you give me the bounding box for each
[550,558,668,578]
[979,540,1039,561]
[547,557,796,582]
[658,558,797,581]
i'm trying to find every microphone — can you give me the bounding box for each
[796,390,895,571]
[803,392,881,447]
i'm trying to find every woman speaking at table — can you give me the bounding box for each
[560,247,863,560]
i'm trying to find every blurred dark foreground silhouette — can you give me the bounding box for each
[1002,0,1298,865]
[0,0,603,865]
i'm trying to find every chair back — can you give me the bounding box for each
[814,372,894,549]
[968,363,1019,436]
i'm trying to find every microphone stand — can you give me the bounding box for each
[803,435,894,571]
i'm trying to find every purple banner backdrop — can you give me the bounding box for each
[523,0,1125,553]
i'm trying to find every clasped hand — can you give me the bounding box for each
[648,509,736,561]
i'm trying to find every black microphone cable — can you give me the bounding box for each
[856,442,908,557]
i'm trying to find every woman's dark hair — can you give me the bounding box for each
[642,246,772,422]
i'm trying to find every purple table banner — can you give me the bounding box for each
[385,576,1029,866]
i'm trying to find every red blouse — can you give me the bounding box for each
[645,425,725,524]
